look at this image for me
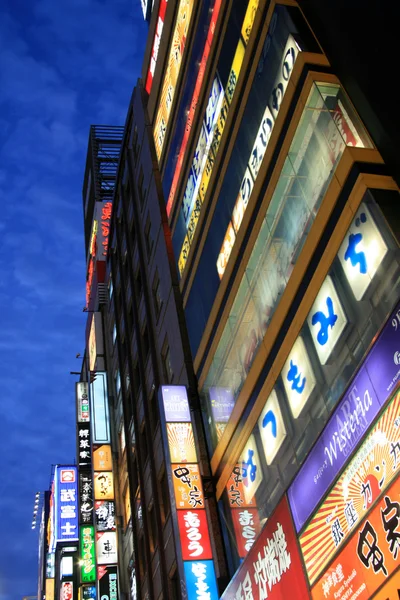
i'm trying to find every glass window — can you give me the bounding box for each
[162,339,173,383]
[201,83,373,450]
[152,270,163,319]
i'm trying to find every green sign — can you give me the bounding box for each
[80,525,96,582]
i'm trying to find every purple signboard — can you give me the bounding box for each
[55,466,79,543]
[288,300,400,531]
[209,387,235,423]
[161,385,191,422]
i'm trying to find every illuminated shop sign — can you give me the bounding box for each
[161,385,191,422]
[61,582,73,600]
[221,496,309,599]
[90,372,110,444]
[82,585,96,600]
[80,526,96,582]
[145,0,168,94]
[216,35,298,279]
[45,578,54,600]
[257,389,286,465]
[172,464,204,509]
[209,387,235,423]
[184,561,219,600]
[79,472,94,525]
[93,445,113,471]
[288,299,400,532]
[166,0,223,216]
[300,390,400,585]
[241,0,258,44]
[307,275,348,365]
[231,508,261,558]
[95,501,116,532]
[61,556,73,576]
[282,336,316,419]
[55,466,78,543]
[46,552,55,578]
[78,423,92,468]
[96,531,118,565]
[88,312,104,373]
[226,464,257,508]
[338,202,388,301]
[76,382,90,423]
[177,0,258,276]
[240,434,262,504]
[311,475,400,600]
[153,0,195,161]
[160,385,219,599]
[98,565,118,600]
[94,471,114,500]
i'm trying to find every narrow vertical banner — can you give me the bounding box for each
[159,386,219,600]
[80,526,96,583]
[55,466,79,544]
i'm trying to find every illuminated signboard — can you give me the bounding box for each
[79,472,94,525]
[145,0,168,94]
[311,476,400,600]
[209,387,234,424]
[178,510,213,560]
[88,312,104,373]
[78,422,92,468]
[166,0,223,216]
[45,578,54,600]
[226,464,257,508]
[216,35,298,279]
[55,466,78,544]
[300,390,400,585]
[61,556,73,576]
[95,500,116,532]
[288,299,400,532]
[100,202,112,257]
[82,585,97,600]
[338,202,388,301]
[60,582,73,600]
[96,531,118,565]
[257,389,286,465]
[282,336,316,418]
[90,372,110,444]
[161,385,191,422]
[172,464,204,510]
[76,382,90,423]
[94,471,114,500]
[307,275,347,365]
[241,0,259,44]
[231,508,261,558]
[153,0,195,161]
[372,576,400,600]
[80,526,96,582]
[160,385,219,600]
[93,445,113,471]
[98,565,118,600]
[46,552,55,578]
[221,496,309,599]
[240,434,262,504]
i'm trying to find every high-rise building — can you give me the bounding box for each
[69,1,400,600]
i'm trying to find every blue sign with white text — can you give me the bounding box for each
[55,466,79,543]
[184,560,219,600]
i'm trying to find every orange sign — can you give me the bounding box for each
[94,471,114,500]
[301,392,400,584]
[172,463,204,509]
[167,423,197,463]
[311,475,400,600]
[93,445,113,471]
[372,572,400,599]
[226,464,257,508]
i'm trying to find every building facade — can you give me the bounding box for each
[50,1,400,600]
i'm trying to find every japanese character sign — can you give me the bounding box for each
[282,336,316,418]
[258,389,287,466]
[172,464,204,510]
[339,202,388,301]
[240,435,262,504]
[178,510,213,561]
[56,466,78,543]
[307,275,347,365]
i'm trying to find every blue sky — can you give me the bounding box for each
[0,1,146,598]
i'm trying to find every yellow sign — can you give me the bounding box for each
[172,463,204,509]
[94,471,114,500]
[93,445,113,471]
[226,40,245,104]
[45,579,55,600]
[154,0,195,161]
[372,573,400,599]
[241,0,259,45]
[167,422,197,463]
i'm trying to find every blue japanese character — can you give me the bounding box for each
[242,449,257,486]
[262,410,277,437]
[311,296,338,346]
[287,360,306,394]
[344,232,367,274]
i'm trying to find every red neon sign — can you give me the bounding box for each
[166,0,222,217]
[145,0,168,94]
[101,202,112,257]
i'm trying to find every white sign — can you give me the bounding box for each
[338,203,388,301]
[240,434,262,504]
[307,275,347,365]
[282,336,316,418]
[257,389,286,465]
[96,531,118,565]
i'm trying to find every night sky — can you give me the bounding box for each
[0,2,146,598]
